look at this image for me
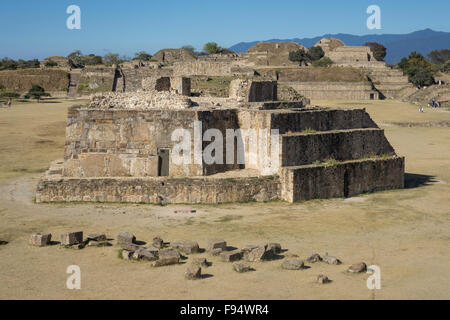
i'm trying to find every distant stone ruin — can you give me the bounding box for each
[36,77,404,204]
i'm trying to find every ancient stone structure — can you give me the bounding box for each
[36,78,404,204]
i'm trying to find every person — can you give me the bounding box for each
[419,106,424,113]
[7,99,11,108]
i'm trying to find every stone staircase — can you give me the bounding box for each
[272,108,405,202]
[67,70,82,99]
[367,67,416,100]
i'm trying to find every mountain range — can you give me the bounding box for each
[229,29,450,64]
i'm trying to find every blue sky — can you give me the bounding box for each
[1,0,449,60]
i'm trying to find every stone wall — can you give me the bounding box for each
[62,107,241,179]
[280,128,395,166]
[173,61,233,77]
[270,109,378,134]
[229,80,277,102]
[63,107,203,178]
[36,175,281,204]
[283,81,378,100]
[281,157,405,202]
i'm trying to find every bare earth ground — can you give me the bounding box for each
[0,99,449,300]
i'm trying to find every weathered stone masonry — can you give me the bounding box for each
[37,80,405,204]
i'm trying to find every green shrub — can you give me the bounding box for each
[45,60,58,67]
[312,57,333,67]
[0,92,20,98]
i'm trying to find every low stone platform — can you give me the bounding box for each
[36,156,404,204]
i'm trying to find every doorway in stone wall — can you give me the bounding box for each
[158,149,170,177]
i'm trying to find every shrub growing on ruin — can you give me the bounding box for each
[134,51,152,62]
[289,49,310,66]
[45,60,58,68]
[312,57,333,67]
[203,42,222,55]
[308,46,325,62]
[365,42,387,61]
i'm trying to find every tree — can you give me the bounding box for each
[103,53,123,66]
[28,85,50,102]
[308,46,325,62]
[398,51,437,87]
[0,58,18,70]
[428,49,450,65]
[365,42,387,61]
[134,51,152,62]
[441,60,450,73]
[312,57,333,67]
[289,48,310,66]
[203,42,222,55]
[407,67,435,87]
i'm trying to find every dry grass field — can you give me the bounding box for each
[0,98,449,300]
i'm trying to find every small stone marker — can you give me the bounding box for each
[192,257,209,267]
[88,240,111,247]
[29,233,52,247]
[209,248,223,256]
[233,263,252,273]
[152,249,180,267]
[323,253,342,265]
[220,249,243,262]
[348,262,367,273]
[60,232,83,246]
[121,250,133,260]
[244,245,274,262]
[87,234,107,242]
[282,259,304,270]
[317,274,330,284]
[172,240,200,254]
[185,265,202,280]
[152,237,164,249]
[120,242,142,252]
[117,232,136,244]
[133,248,158,261]
[206,238,227,252]
[306,253,322,263]
[266,243,282,254]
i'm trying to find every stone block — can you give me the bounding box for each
[87,233,107,241]
[152,237,164,249]
[29,233,52,247]
[317,274,330,284]
[206,238,227,252]
[60,232,83,246]
[185,265,202,280]
[266,243,282,254]
[133,248,158,261]
[172,240,200,254]
[282,259,304,270]
[306,253,322,263]
[117,232,136,244]
[220,249,243,262]
[323,254,342,265]
[348,262,367,273]
[152,249,180,267]
[233,263,252,273]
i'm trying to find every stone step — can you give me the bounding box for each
[280,156,405,202]
[268,108,378,134]
[280,128,395,167]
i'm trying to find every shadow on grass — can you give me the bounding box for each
[0,241,8,246]
[404,173,436,189]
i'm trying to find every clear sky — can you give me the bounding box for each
[1,0,449,60]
